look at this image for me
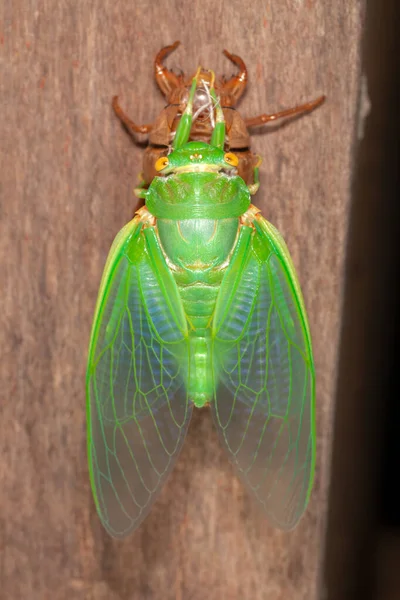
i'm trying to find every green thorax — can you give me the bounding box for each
[144,141,251,220]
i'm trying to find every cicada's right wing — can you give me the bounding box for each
[86,217,192,538]
[211,212,315,529]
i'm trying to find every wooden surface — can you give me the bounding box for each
[0,2,363,599]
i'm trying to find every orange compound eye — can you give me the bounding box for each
[224,152,239,167]
[155,156,169,172]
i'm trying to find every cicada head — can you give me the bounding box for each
[154,141,239,176]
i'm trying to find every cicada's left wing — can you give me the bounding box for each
[211,211,315,529]
[87,217,192,538]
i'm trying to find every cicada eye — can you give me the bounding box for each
[224,152,239,167]
[155,156,169,172]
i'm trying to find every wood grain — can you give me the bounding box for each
[0,1,363,599]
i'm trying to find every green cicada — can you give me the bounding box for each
[86,69,316,538]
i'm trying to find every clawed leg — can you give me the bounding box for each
[245,95,325,128]
[112,96,152,135]
[221,49,248,104]
[154,41,182,98]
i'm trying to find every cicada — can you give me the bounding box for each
[87,68,317,538]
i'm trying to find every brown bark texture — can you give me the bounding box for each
[0,1,363,599]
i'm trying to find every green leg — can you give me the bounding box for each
[209,72,226,150]
[134,172,148,198]
[248,156,262,196]
[172,68,201,150]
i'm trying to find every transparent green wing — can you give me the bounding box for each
[212,214,315,529]
[86,218,192,538]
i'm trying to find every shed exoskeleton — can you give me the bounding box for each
[113,41,325,191]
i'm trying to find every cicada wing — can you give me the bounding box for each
[87,218,192,538]
[211,214,315,529]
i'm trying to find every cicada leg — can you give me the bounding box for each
[134,172,148,199]
[221,49,248,104]
[208,71,227,150]
[112,96,153,135]
[133,172,148,211]
[247,156,262,196]
[172,67,203,149]
[245,95,325,128]
[154,41,182,98]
